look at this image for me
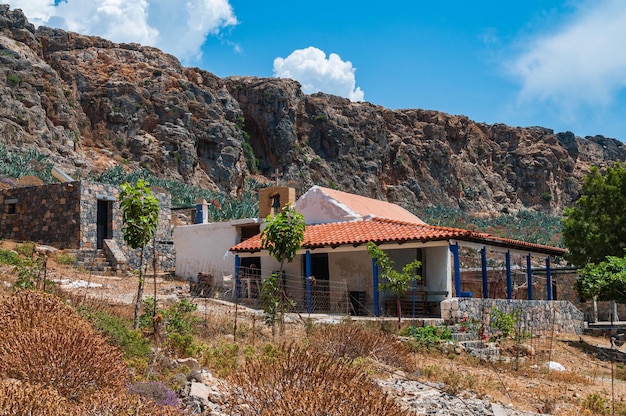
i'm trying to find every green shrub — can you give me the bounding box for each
[580,392,610,415]
[489,308,520,341]
[55,253,76,265]
[92,312,152,360]
[0,248,22,266]
[200,341,240,377]
[401,325,452,344]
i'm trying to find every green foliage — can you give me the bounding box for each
[489,308,520,340]
[6,73,20,84]
[0,146,54,183]
[260,203,305,271]
[580,392,610,415]
[401,325,452,344]
[367,242,421,328]
[55,253,76,265]
[91,312,152,360]
[0,248,22,266]
[139,297,200,356]
[95,166,259,219]
[575,256,626,304]
[200,341,240,377]
[120,179,159,329]
[563,163,626,266]
[414,204,562,247]
[260,272,282,333]
[119,179,159,250]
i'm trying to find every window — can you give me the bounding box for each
[5,199,17,215]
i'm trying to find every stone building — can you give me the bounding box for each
[0,181,174,272]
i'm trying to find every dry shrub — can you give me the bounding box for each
[0,290,128,401]
[230,343,411,416]
[0,379,72,415]
[309,321,412,370]
[78,389,183,416]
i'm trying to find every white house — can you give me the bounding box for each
[227,185,567,317]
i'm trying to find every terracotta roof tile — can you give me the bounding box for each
[230,218,566,256]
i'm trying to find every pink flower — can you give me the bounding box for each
[461,317,467,323]
[481,333,487,340]
[460,326,466,332]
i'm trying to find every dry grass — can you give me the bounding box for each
[0,290,129,401]
[307,320,413,370]
[229,342,411,416]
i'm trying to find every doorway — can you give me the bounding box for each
[96,199,112,249]
[308,253,330,311]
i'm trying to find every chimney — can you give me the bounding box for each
[195,198,209,224]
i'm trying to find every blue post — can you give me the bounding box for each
[506,251,512,300]
[526,254,533,300]
[235,255,241,299]
[305,250,312,313]
[546,257,553,300]
[481,246,488,299]
[372,258,380,317]
[450,243,461,297]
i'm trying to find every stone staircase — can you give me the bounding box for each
[450,326,500,360]
[74,249,114,274]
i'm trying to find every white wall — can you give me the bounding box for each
[423,246,452,300]
[173,223,239,280]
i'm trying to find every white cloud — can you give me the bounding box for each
[5,0,237,63]
[506,0,626,118]
[273,46,365,102]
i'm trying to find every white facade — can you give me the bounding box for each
[173,219,262,281]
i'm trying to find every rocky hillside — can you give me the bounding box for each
[1,5,625,215]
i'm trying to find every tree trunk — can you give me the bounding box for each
[133,247,145,329]
[396,296,402,329]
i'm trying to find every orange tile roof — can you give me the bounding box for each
[230,217,567,256]
[314,186,426,224]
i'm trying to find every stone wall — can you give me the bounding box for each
[441,298,584,334]
[79,182,121,249]
[1,181,174,271]
[0,182,81,248]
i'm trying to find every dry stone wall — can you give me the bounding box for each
[0,182,81,248]
[441,298,584,334]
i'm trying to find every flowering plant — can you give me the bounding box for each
[459,315,485,338]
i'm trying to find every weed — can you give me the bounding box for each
[55,252,76,265]
[91,311,152,360]
[580,392,610,415]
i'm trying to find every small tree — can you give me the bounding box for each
[563,163,626,267]
[367,242,421,329]
[260,203,305,335]
[119,179,160,329]
[575,256,626,305]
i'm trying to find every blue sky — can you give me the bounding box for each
[8,0,626,141]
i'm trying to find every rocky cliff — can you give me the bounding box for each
[1,5,625,215]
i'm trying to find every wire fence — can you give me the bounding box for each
[189,267,373,316]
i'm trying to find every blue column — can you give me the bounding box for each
[481,246,488,299]
[546,257,553,300]
[372,258,380,317]
[526,254,533,300]
[506,251,512,300]
[235,255,241,299]
[305,250,312,313]
[451,243,461,296]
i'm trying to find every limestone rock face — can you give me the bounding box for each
[1,5,625,214]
